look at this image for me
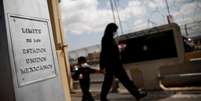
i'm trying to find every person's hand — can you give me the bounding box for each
[79,74,83,79]
[99,68,106,74]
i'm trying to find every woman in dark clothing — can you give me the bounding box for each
[100,23,147,101]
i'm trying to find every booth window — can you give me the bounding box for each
[120,30,178,63]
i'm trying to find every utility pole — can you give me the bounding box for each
[109,0,124,35]
[165,0,174,24]
[113,0,124,35]
[165,0,170,15]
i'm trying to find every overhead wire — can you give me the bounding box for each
[109,0,116,23]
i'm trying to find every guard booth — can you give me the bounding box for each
[118,23,185,90]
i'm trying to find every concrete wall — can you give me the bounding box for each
[0,0,65,101]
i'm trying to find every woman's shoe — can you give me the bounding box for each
[136,90,147,101]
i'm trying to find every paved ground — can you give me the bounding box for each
[71,63,201,101]
[71,90,201,101]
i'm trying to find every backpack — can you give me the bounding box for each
[71,65,81,80]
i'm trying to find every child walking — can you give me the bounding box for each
[77,56,99,101]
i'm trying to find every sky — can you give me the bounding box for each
[60,0,201,51]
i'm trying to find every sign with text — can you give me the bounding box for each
[8,15,56,86]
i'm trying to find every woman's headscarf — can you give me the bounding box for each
[103,23,118,38]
